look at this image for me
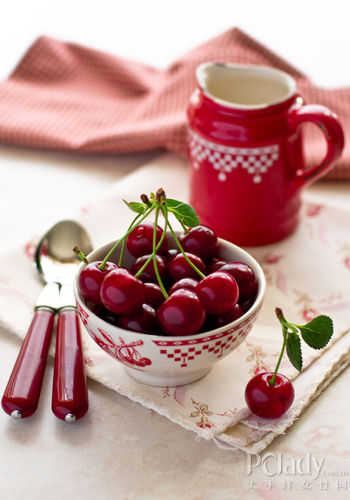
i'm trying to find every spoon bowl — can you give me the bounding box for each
[35,220,92,285]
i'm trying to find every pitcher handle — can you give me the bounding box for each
[288,104,344,191]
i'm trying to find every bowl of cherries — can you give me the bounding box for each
[74,189,266,387]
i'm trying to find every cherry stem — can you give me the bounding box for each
[118,213,142,267]
[165,214,206,280]
[152,207,169,299]
[275,307,299,333]
[269,328,287,386]
[99,206,155,270]
[134,217,168,279]
[179,219,189,234]
[269,307,293,386]
[73,246,88,265]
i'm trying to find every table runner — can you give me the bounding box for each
[0,28,349,179]
[0,154,349,453]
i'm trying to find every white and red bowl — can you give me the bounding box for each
[74,234,265,387]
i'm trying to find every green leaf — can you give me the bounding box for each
[286,332,303,371]
[123,200,147,214]
[166,199,200,227]
[297,315,334,350]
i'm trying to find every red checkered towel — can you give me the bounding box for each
[0,28,348,179]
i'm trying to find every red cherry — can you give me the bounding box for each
[86,303,102,316]
[144,282,165,309]
[78,261,117,305]
[169,278,199,295]
[196,271,239,314]
[208,303,244,329]
[118,304,158,334]
[100,268,145,314]
[179,225,217,261]
[240,298,255,313]
[168,252,206,281]
[245,372,295,419]
[131,254,167,282]
[126,222,167,258]
[218,261,258,302]
[99,307,119,325]
[207,258,226,274]
[157,289,205,335]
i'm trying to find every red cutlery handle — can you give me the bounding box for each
[1,309,54,418]
[52,309,88,422]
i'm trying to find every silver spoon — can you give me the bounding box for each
[1,220,92,421]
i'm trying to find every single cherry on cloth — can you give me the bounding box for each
[78,261,117,305]
[179,225,217,261]
[245,372,295,419]
[100,268,145,314]
[126,222,167,258]
[168,252,206,281]
[218,261,258,302]
[118,304,158,334]
[144,282,165,309]
[131,254,167,283]
[157,289,205,336]
[196,271,239,315]
[169,278,199,295]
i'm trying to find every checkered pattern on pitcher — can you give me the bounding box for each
[189,130,279,183]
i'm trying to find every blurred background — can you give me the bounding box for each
[1,0,349,85]
[1,0,349,251]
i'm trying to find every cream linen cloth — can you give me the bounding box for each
[0,154,350,454]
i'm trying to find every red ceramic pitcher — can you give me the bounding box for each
[187,63,344,246]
